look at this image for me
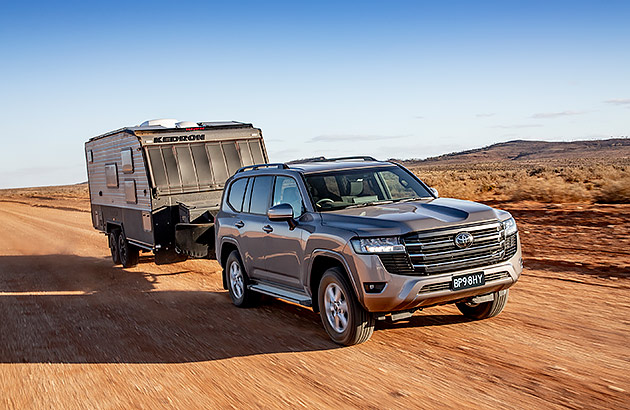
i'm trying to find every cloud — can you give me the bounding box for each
[604,98,630,105]
[491,124,543,129]
[413,116,424,119]
[530,111,585,119]
[476,113,495,117]
[307,134,407,143]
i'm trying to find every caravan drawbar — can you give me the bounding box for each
[85,119,268,267]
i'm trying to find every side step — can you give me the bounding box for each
[249,283,312,307]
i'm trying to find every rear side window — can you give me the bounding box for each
[249,176,273,215]
[227,178,248,212]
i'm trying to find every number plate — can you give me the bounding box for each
[451,272,485,291]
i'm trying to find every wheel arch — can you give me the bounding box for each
[106,222,122,234]
[219,238,241,290]
[308,250,360,313]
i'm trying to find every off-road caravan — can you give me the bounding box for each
[85,119,268,267]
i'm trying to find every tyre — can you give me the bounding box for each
[225,251,258,307]
[318,267,375,345]
[118,231,140,268]
[456,289,509,320]
[109,229,121,265]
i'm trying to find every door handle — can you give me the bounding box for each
[262,225,273,233]
[235,221,244,228]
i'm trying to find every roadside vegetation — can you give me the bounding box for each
[2,159,628,205]
[408,158,630,204]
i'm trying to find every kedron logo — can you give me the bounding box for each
[153,134,205,143]
[454,232,474,249]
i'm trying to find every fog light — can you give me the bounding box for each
[364,282,387,293]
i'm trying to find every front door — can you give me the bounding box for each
[263,176,307,289]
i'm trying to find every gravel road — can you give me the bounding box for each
[0,199,628,409]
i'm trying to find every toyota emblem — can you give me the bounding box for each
[454,232,474,249]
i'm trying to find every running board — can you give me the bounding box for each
[248,283,312,307]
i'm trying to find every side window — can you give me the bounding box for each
[121,148,134,174]
[273,176,304,217]
[105,163,118,188]
[227,178,249,212]
[249,176,274,215]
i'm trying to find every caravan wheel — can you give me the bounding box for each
[118,232,140,268]
[109,230,121,265]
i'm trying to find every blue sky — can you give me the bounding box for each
[1,0,629,188]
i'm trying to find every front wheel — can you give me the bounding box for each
[456,289,509,319]
[318,267,374,345]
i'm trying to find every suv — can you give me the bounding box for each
[215,157,522,345]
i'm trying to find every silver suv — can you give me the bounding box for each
[215,157,522,345]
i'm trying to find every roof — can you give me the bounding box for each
[87,121,254,142]
[234,157,395,176]
[289,160,393,173]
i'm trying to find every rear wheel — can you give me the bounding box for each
[118,232,139,268]
[109,229,121,265]
[456,290,509,319]
[226,251,258,307]
[318,267,374,345]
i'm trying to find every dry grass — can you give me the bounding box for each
[1,158,628,205]
[408,158,630,204]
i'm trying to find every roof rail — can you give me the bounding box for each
[288,156,378,164]
[235,163,289,174]
[327,156,377,162]
[286,157,326,164]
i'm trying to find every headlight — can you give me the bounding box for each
[502,217,518,236]
[351,237,405,254]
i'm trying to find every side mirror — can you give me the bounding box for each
[429,187,439,198]
[267,203,297,229]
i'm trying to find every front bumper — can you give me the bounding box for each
[345,236,523,313]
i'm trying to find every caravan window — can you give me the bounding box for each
[105,164,118,188]
[121,148,134,173]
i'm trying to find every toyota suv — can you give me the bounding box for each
[215,157,522,345]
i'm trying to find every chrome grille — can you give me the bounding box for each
[401,221,511,275]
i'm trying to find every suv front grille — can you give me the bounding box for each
[378,221,518,276]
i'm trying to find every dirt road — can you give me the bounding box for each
[0,199,628,409]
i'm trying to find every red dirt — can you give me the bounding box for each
[0,198,628,409]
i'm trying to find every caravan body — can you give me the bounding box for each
[85,120,268,266]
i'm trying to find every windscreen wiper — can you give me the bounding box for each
[344,199,396,209]
[391,197,429,203]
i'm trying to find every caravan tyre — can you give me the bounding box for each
[118,232,140,268]
[109,230,121,265]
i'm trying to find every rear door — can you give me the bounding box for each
[238,175,274,280]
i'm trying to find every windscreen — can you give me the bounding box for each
[304,166,433,211]
[147,139,265,194]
